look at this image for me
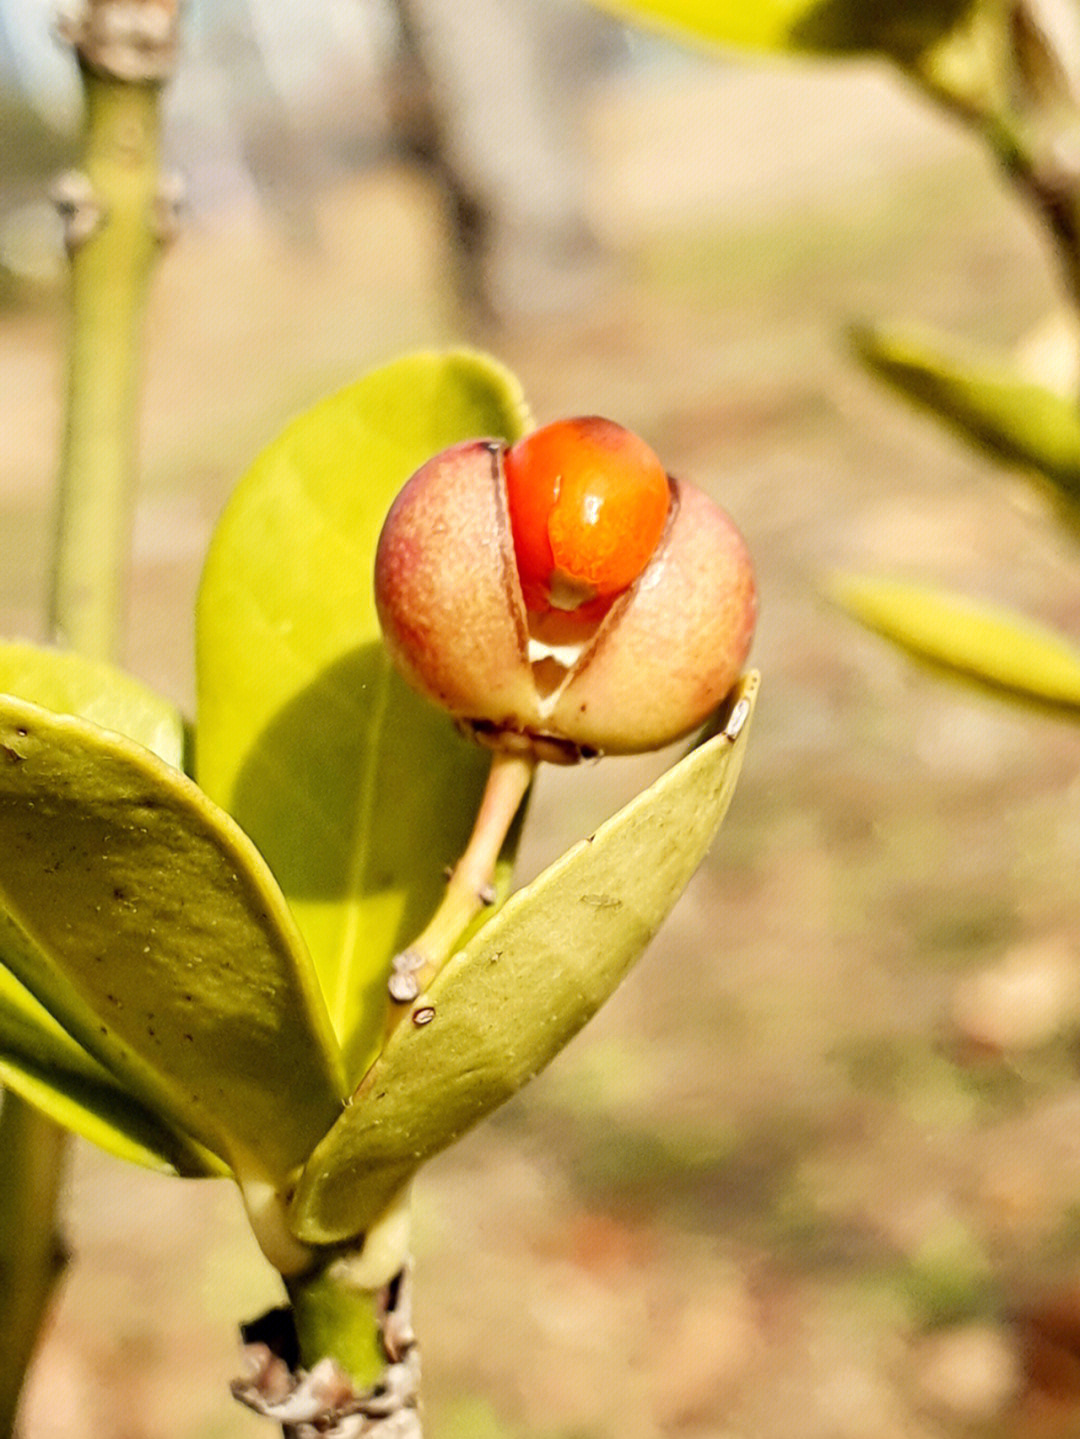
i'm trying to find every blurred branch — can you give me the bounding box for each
[911,0,1080,315]
[386,0,493,319]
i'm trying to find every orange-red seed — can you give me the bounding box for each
[503,417,670,614]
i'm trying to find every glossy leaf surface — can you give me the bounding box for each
[196,351,531,1080]
[831,574,1080,712]
[0,695,344,1181]
[0,639,202,1170]
[853,324,1080,509]
[590,0,972,56]
[0,963,222,1176]
[0,639,183,765]
[291,674,759,1244]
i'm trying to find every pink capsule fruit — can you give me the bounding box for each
[374,419,756,760]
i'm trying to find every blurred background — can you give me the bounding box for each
[5,1,1080,1436]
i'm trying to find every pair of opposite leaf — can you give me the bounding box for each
[0,352,757,1260]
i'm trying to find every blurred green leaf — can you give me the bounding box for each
[0,695,344,1183]
[0,964,223,1177]
[590,0,972,57]
[590,0,815,47]
[830,573,1080,711]
[290,674,759,1245]
[196,350,532,1081]
[0,639,183,765]
[853,323,1080,509]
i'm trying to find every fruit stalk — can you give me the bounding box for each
[388,748,535,1007]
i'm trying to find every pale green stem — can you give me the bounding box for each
[286,1262,385,1389]
[909,35,1080,320]
[286,1186,416,1393]
[0,49,167,1439]
[50,69,163,656]
[386,748,535,1021]
[0,1098,68,1438]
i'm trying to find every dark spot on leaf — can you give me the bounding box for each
[183,1033,193,1042]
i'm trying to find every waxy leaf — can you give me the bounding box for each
[0,639,183,765]
[290,674,759,1245]
[0,639,202,1171]
[197,351,532,1081]
[831,574,1080,712]
[0,695,344,1183]
[853,323,1080,510]
[0,964,223,1177]
[590,0,972,57]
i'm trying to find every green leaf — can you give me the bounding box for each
[196,350,532,1081]
[0,639,183,765]
[290,674,759,1245]
[852,323,1080,510]
[0,640,202,1170]
[0,695,345,1183]
[830,573,1080,711]
[589,0,814,47]
[0,964,224,1177]
[589,0,972,57]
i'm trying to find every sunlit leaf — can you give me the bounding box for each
[590,0,972,57]
[830,573,1080,711]
[0,640,208,1171]
[0,639,183,765]
[853,323,1080,511]
[0,695,344,1183]
[290,674,759,1245]
[196,351,532,1081]
[0,964,223,1177]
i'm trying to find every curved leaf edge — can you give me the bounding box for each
[197,344,531,625]
[194,347,533,1072]
[0,637,185,767]
[289,672,759,1244]
[0,694,347,1173]
[0,1054,226,1178]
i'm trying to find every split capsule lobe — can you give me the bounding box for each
[374,419,757,759]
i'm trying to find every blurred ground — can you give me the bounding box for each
[6,49,1080,1439]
